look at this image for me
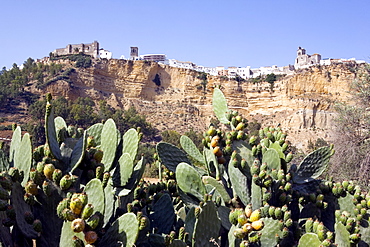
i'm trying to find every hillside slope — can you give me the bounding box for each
[25,58,360,150]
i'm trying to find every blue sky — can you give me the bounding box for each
[1,1,369,69]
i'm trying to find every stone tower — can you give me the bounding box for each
[130,47,139,60]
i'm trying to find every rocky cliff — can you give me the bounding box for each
[35,59,360,151]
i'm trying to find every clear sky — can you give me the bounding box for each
[1,0,369,70]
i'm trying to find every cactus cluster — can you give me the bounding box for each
[0,89,370,246]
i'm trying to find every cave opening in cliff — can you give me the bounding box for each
[153,74,161,86]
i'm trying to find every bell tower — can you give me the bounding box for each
[130,47,139,60]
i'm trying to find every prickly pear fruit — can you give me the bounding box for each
[238,213,248,226]
[62,208,76,221]
[57,198,70,218]
[24,193,35,205]
[72,236,84,247]
[251,220,264,231]
[5,205,15,219]
[85,230,98,244]
[244,204,252,218]
[24,211,35,224]
[250,209,261,222]
[8,167,20,182]
[248,231,261,243]
[86,214,100,230]
[43,164,55,180]
[93,150,103,163]
[139,217,148,230]
[305,218,313,233]
[102,172,110,188]
[60,175,72,190]
[81,204,94,220]
[33,219,42,233]
[229,208,244,225]
[233,228,247,239]
[71,218,85,233]
[25,180,38,196]
[42,180,52,196]
[242,223,253,234]
[52,169,62,184]
[70,197,84,216]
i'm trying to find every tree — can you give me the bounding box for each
[197,72,208,94]
[329,65,370,187]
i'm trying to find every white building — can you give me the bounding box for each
[295,47,321,69]
[320,58,366,66]
[140,54,166,62]
[251,65,294,78]
[195,65,218,76]
[168,59,196,70]
[99,49,113,59]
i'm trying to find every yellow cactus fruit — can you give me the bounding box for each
[237,213,248,226]
[43,164,55,180]
[210,136,219,148]
[250,209,261,222]
[251,220,264,231]
[242,222,253,234]
[245,204,253,218]
[213,146,223,157]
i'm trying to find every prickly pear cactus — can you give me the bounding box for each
[156,142,190,172]
[13,133,32,186]
[101,119,119,172]
[293,146,333,184]
[297,233,322,247]
[149,193,175,234]
[45,101,62,160]
[192,200,221,247]
[180,135,205,165]
[122,128,139,161]
[100,212,139,246]
[212,87,229,124]
[176,162,206,201]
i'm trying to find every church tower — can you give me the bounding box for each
[130,47,139,60]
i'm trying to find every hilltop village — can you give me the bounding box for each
[50,41,366,79]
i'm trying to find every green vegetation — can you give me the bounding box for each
[51,53,93,69]
[27,96,157,146]
[330,64,370,187]
[197,71,208,94]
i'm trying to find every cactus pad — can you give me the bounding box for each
[84,178,105,214]
[14,133,32,186]
[113,153,134,187]
[262,148,281,171]
[180,135,205,165]
[101,119,119,172]
[202,176,231,203]
[192,201,221,247]
[70,130,87,173]
[100,212,139,246]
[86,123,104,146]
[212,87,230,124]
[45,103,62,160]
[157,142,190,172]
[228,158,251,206]
[176,162,206,201]
[122,128,139,161]
[149,193,175,234]
[9,125,21,163]
[297,233,322,247]
[293,146,333,184]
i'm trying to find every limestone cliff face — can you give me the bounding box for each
[41,59,359,151]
